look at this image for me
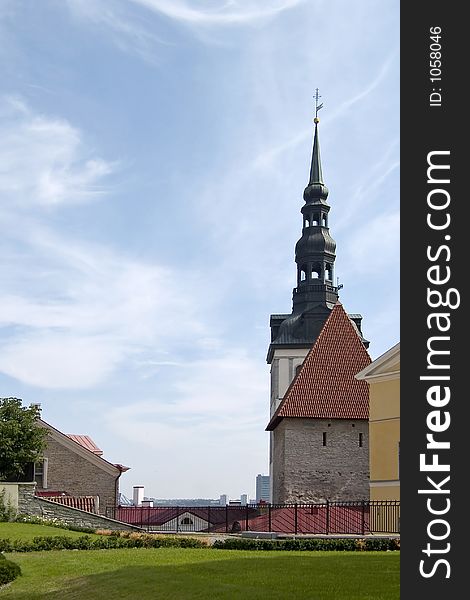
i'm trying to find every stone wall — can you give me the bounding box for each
[17,483,140,531]
[272,418,369,503]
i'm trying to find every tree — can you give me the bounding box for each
[0,398,48,481]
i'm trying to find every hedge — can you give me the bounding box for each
[0,534,208,553]
[212,537,400,551]
[0,534,400,554]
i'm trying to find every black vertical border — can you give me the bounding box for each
[401,3,465,598]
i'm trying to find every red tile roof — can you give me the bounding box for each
[266,302,371,430]
[43,495,98,514]
[66,434,103,455]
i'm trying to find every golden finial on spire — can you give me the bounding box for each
[314,88,323,123]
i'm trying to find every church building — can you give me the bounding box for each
[266,99,371,503]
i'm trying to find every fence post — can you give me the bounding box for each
[326,500,329,535]
[361,501,365,535]
[245,503,249,531]
[294,504,298,535]
[225,505,228,534]
[268,504,272,533]
[176,506,179,533]
[208,505,211,533]
[140,506,143,529]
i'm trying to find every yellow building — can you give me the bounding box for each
[356,343,400,501]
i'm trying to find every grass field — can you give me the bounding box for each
[2,548,399,599]
[0,522,100,541]
[1,523,400,598]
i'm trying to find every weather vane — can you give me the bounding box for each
[314,88,323,123]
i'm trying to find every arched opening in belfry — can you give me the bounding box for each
[311,263,321,279]
[300,266,307,281]
[325,263,333,281]
[322,213,327,227]
[312,214,319,226]
[304,217,310,228]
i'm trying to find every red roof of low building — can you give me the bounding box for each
[266,302,371,431]
[66,434,103,455]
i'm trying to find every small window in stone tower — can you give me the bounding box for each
[322,214,327,227]
[325,264,332,281]
[359,433,363,447]
[322,432,327,446]
[304,218,310,228]
[312,215,319,226]
[300,268,307,281]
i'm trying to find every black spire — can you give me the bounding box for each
[309,119,323,185]
[292,104,337,314]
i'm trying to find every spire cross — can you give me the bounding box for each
[314,88,324,121]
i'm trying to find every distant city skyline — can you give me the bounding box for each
[0,1,399,499]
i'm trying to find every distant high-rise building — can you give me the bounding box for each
[219,494,228,506]
[240,494,248,505]
[256,474,270,503]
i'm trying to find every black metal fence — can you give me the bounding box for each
[106,500,400,535]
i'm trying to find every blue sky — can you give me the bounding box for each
[0,0,399,501]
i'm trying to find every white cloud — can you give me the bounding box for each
[0,96,114,207]
[64,0,306,60]
[0,334,123,389]
[0,230,209,388]
[130,0,305,25]
[0,98,211,390]
[106,351,269,496]
[65,0,170,63]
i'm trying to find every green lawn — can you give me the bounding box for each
[2,548,399,599]
[0,522,100,541]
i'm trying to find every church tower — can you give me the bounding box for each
[267,95,368,498]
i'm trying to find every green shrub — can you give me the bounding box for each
[1,534,208,553]
[0,554,21,585]
[212,537,400,552]
[363,537,395,551]
[1,532,401,554]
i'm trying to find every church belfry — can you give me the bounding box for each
[293,99,338,314]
